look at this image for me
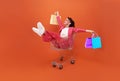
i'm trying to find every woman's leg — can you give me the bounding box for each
[32,22,60,42]
[42,31,60,42]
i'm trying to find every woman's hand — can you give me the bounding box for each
[54,11,59,16]
[86,30,97,37]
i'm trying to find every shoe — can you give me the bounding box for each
[37,22,45,35]
[32,27,41,36]
[32,22,45,36]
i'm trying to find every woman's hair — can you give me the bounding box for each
[67,17,75,27]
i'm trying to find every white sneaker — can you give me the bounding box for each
[37,22,45,35]
[32,27,41,36]
[32,22,45,36]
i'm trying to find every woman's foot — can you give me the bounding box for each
[32,22,45,36]
[32,27,41,36]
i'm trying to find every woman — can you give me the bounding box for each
[32,12,94,49]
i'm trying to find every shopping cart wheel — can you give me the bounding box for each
[52,62,57,67]
[60,56,64,61]
[58,64,63,70]
[70,60,75,64]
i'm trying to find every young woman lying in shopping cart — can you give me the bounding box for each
[32,11,94,49]
[32,11,95,69]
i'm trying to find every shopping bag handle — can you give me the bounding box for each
[92,32,99,38]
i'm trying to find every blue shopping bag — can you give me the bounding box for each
[92,36,102,49]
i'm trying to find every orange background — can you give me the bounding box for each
[0,0,120,81]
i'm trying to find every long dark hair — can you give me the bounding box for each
[67,17,75,27]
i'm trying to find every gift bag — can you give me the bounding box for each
[92,36,102,49]
[50,14,58,25]
[85,38,92,48]
[85,33,102,49]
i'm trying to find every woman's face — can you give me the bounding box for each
[64,18,71,26]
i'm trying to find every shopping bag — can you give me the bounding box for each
[50,14,58,25]
[85,38,92,48]
[92,36,102,49]
[85,32,102,49]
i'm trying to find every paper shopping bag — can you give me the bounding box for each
[50,14,58,25]
[92,36,102,49]
[85,38,92,48]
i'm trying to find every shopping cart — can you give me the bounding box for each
[50,39,76,70]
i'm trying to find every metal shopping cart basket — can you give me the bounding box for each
[50,38,76,70]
